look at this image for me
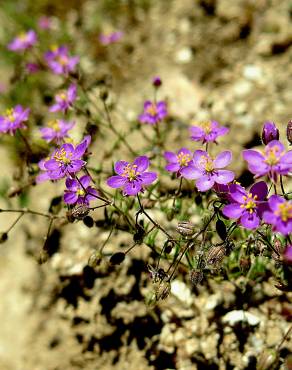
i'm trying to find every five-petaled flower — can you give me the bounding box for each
[8,30,37,52]
[64,175,98,205]
[44,45,79,75]
[222,181,268,229]
[181,150,234,192]
[0,105,30,135]
[263,195,292,235]
[49,84,77,113]
[138,100,167,125]
[164,148,194,178]
[243,140,292,182]
[40,119,75,143]
[37,136,91,182]
[189,121,229,144]
[107,156,157,196]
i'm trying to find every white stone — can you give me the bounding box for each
[222,310,260,326]
[175,48,192,64]
[171,280,193,306]
[243,65,263,81]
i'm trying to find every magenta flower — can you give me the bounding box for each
[152,76,162,87]
[181,150,234,192]
[190,121,229,144]
[263,195,292,235]
[8,30,37,52]
[37,136,91,182]
[99,31,123,45]
[262,121,279,145]
[164,148,194,178]
[36,158,51,183]
[38,16,52,30]
[44,46,79,75]
[49,84,77,113]
[26,62,40,74]
[138,101,167,125]
[243,140,292,182]
[222,182,268,229]
[284,245,292,263]
[0,105,30,135]
[40,119,75,143]
[107,156,157,196]
[64,175,98,205]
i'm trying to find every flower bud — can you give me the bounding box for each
[109,252,125,265]
[216,219,227,241]
[176,221,195,237]
[0,232,8,244]
[152,76,162,87]
[83,216,94,228]
[88,251,102,267]
[262,121,279,145]
[287,120,292,145]
[189,269,204,286]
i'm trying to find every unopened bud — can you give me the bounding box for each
[154,281,171,300]
[0,232,8,244]
[287,120,292,145]
[262,121,279,145]
[83,216,94,228]
[152,76,162,88]
[109,252,125,265]
[99,89,108,101]
[177,221,195,237]
[216,219,227,241]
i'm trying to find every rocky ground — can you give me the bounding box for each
[0,0,291,369]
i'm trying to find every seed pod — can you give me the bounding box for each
[88,251,102,267]
[286,120,292,145]
[216,219,227,241]
[133,224,145,244]
[145,291,157,308]
[154,281,171,300]
[189,269,204,286]
[48,196,62,214]
[0,232,8,244]
[207,245,226,265]
[177,221,195,237]
[109,252,125,265]
[164,240,175,254]
[83,216,94,228]
[257,349,279,370]
[69,204,90,220]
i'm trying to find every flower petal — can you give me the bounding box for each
[214,151,232,168]
[123,181,142,196]
[214,170,235,184]
[250,181,268,200]
[133,156,149,172]
[164,151,177,163]
[222,204,243,219]
[64,191,78,204]
[196,175,214,191]
[240,212,260,229]
[107,175,127,188]
[139,172,157,185]
[115,160,129,175]
[180,166,202,179]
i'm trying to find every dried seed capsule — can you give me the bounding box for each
[207,245,226,265]
[68,204,90,221]
[88,251,102,267]
[286,120,292,145]
[189,269,204,286]
[177,221,195,237]
[155,281,171,300]
[109,252,125,265]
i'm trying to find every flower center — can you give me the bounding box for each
[240,193,258,214]
[122,164,140,181]
[275,202,292,222]
[146,103,157,117]
[57,55,69,66]
[57,92,68,101]
[5,108,15,122]
[199,122,212,134]
[54,148,71,164]
[18,32,28,41]
[50,44,58,52]
[48,120,60,131]
[200,155,214,172]
[177,153,191,167]
[264,145,282,166]
[77,188,86,196]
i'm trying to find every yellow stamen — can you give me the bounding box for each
[77,188,85,196]
[5,108,15,122]
[146,103,157,117]
[48,120,60,131]
[122,164,140,181]
[199,122,212,134]
[53,148,71,164]
[264,145,282,166]
[275,202,292,222]
[240,193,258,214]
[177,152,191,166]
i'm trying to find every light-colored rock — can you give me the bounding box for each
[223,310,261,326]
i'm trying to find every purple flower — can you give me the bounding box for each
[164,148,194,178]
[0,105,30,135]
[26,62,40,74]
[222,182,268,229]
[107,156,157,196]
[37,136,91,182]
[64,175,98,205]
[181,150,234,192]
[263,195,292,236]
[44,46,79,75]
[8,30,37,52]
[40,119,75,143]
[284,245,292,263]
[262,121,279,145]
[138,101,167,125]
[190,121,229,144]
[243,140,292,182]
[99,31,123,45]
[49,84,77,113]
